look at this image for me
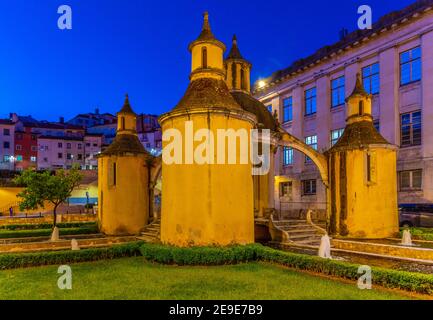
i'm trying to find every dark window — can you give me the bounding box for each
[399,169,422,191]
[240,67,245,90]
[305,87,317,115]
[16,133,23,140]
[267,105,272,113]
[359,101,364,115]
[202,47,208,68]
[362,63,380,94]
[366,153,372,182]
[232,63,236,88]
[3,128,10,136]
[31,135,36,140]
[373,120,380,132]
[67,153,72,160]
[401,111,421,147]
[3,141,10,149]
[400,47,421,85]
[58,153,63,159]
[113,162,117,186]
[283,97,293,122]
[331,76,345,107]
[283,147,293,166]
[77,154,82,160]
[78,144,82,149]
[302,179,317,195]
[67,143,71,149]
[58,142,62,148]
[121,117,125,130]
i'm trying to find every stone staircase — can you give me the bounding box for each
[139,219,161,243]
[272,219,326,247]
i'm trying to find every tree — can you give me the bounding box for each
[14,166,83,228]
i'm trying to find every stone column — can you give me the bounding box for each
[379,47,399,145]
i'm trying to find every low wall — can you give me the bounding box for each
[332,239,433,261]
[0,214,97,226]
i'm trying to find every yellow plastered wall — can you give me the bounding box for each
[160,112,254,246]
[332,148,399,238]
[191,44,224,72]
[0,187,54,214]
[98,155,149,235]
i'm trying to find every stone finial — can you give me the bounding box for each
[347,72,368,99]
[119,93,135,115]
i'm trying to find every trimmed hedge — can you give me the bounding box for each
[1,241,432,295]
[0,221,97,231]
[0,226,99,239]
[0,241,143,270]
[140,243,433,295]
[140,243,260,265]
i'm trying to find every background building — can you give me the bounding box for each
[0,120,15,170]
[254,1,433,215]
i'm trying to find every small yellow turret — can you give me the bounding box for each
[188,12,226,81]
[224,35,252,93]
[346,73,373,125]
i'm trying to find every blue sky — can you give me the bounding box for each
[0,0,415,121]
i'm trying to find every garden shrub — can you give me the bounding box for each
[139,243,261,265]
[0,225,99,239]
[139,242,433,295]
[0,221,97,231]
[0,241,143,270]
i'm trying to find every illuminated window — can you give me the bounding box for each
[304,87,316,115]
[283,147,293,166]
[283,97,293,122]
[280,181,292,197]
[331,76,345,107]
[330,128,344,146]
[400,47,421,85]
[362,63,379,94]
[305,135,317,163]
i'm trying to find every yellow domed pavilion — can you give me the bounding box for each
[159,12,257,246]
[98,95,153,235]
[327,74,399,238]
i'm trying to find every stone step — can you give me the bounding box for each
[285,228,317,234]
[145,226,160,232]
[279,225,316,231]
[295,238,323,246]
[141,231,159,238]
[288,233,320,241]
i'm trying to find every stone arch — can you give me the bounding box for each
[147,156,162,221]
[278,131,328,187]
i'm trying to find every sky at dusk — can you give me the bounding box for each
[0,0,416,121]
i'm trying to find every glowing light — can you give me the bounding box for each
[258,80,266,88]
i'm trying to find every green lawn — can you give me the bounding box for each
[0,257,418,300]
